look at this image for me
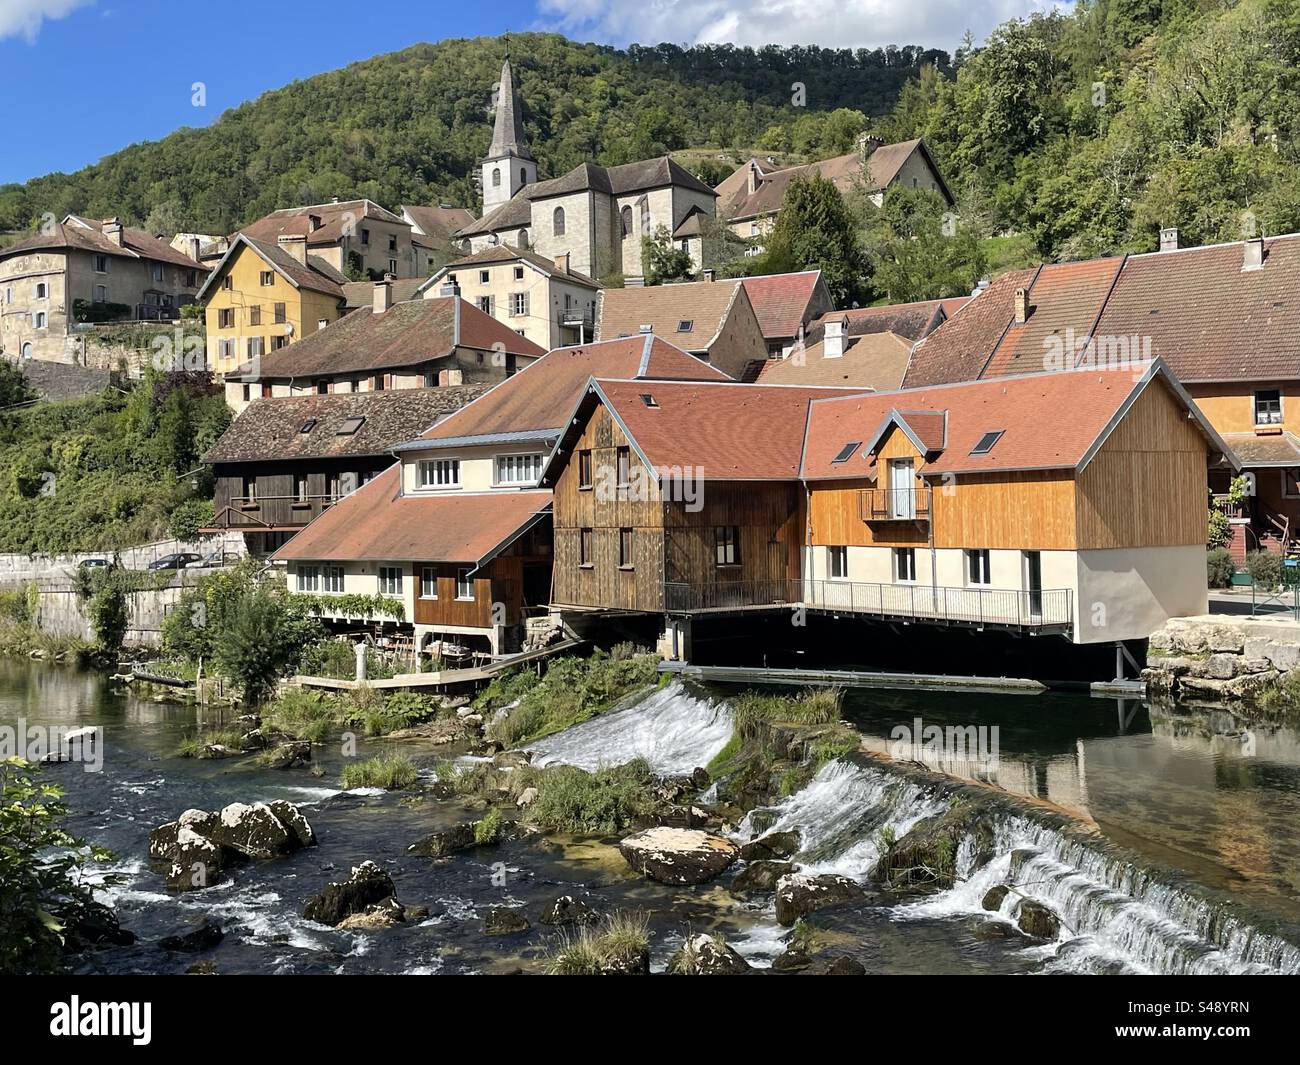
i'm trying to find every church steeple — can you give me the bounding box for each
[481,44,536,214]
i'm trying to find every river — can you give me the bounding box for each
[5,657,1300,975]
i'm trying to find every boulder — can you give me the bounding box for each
[618,827,740,885]
[1016,899,1060,939]
[303,861,398,926]
[516,786,539,809]
[266,799,317,849]
[872,803,994,892]
[739,830,801,862]
[160,918,225,953]
[691,767,711,789]
[539,895,600,927]
[407,822,477,858]
[822,955,866,975]
[1223,669,1281,700]
[1203,626,1245,654]
[732,859,798,894]
[482,908,531,935]
[61,900,135,952]
[1009,849,1038,878]
[208,802,296,859]
[1198,653,1240,680]
[259,740,312,769]
[775,873,865,926]
[667,933,753,974]
[166,828,225,891]
[982,885,1010,912]
[337,897,407,931]
[771,946,812,972]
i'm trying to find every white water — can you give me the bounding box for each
[526,680,734,775]
[730,759,1300,975]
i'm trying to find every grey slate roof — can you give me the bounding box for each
[487,56,533,162]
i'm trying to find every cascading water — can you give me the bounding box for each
[526,679,733,775]
[734,758,1300,975]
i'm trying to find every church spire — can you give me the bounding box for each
[488,51,532,162]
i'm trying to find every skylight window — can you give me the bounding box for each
[336,416,366,436]
[300,418,317,434]
[970,430,1004,455]
[640,393,659,408]
[831,441,862,464]
[676,320,693,332]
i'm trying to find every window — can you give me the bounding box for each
[456,568,474,600]
[479,269,490,284]
[639,197,651,236]
[247,336,264,358]
[970,430,1004,456]
[316,381,328,395]
[829,546,848,579]
[184,270,197,288]
[271,335,289,351]
[241,384,251,402]
[510,292,528,317]
[714,526,740,567]
[619,528,634,569]
[361,228,370,246]
[349,380,361,393]
[887,458,916,519]
[317,318,328,331]
[93,254,109,273]
[259,270,274,286]
[4,287,11,303]
[553,206,566,237]
[420,458,460,487]
[242,476,257,503]
[372,374,385,391]
[578,449,593,489]
[221,275,232,290]
[478,295,493,314]
[491,167,501,188]
[33,312,47,329]
[379,567,403,596]
[336,416,365,435]
[33,282,47,299]
[519,168,527,186]
[261,383,273,398]
[274,303,286,324]
[894,547,916,583]
[620,205,633,238]
[301,418,317,434]
[388,234,397,251]
[495,453,542,485]
[676,320,693,333]
[294,473,309,502]
[616,446,631,487]
[831,441,861,465]
[966,549,992,586]
[518,230,529,248]
[218,308,234,328]
[295,565,320,592]
[1255,389,1283,426]
[323,567,345,593]
[420,567,438,599]
[220,339,237,361]
[640,393,659,408]
[249,305,261,326]
[388,259,398,275]
[152,263,164,282]
[513,266,524,281]
[579,528,593,567]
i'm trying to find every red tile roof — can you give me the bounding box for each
[593,379,866,480]
[740,271,826,340]
[238,200,407,245]
[755,331,909,389]
[271,464,550,564]
[0,219,208,271]
[418,335,728,444]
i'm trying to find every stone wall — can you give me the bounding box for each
[0,535,244,588]
[1143,615,1300,704]
[33,577,199,648]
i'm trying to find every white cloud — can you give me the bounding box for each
[537,0,1071,53]
[0,0,95,43]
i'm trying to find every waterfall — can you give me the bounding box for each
[525,679,734,776]
[737,758,1300,975]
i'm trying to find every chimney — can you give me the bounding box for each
[747,162,760,195]
[102,218,124,246]
[308,213,322,233]
[824,317,845,359]
[278,233,307,264]
[857,133,884,156]
[187,236,202,262]
[638,324,653,334]
[453,295,461,346]
[331,196,340,204]
[445,368,463,386]
[373,277,393,314]
[1013,287,1029,324]
[555,251,569,275]
[1159,227,1179,252]
[702,268,715,282]
[1243,236,1265,272]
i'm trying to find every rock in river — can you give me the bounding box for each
[483,908,531,935]
[774,872,865,926]
[667,933,752,974]
[618,827,739,885]
[303,860,400,927]
[1016,899,1061,940]
[539,895,600,927]
[160,918,225,953]
[150,801,315,891]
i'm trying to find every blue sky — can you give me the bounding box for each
[0,0,1057,186]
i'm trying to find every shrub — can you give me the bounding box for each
[212,586,324,704]
[86,579,128,655]
[545,911,649,975]
[341,755,418,790]
[1207,547,1235,588]
[168,497,214,541]
[1245,550,1282,588]
[526,759,658,834]
[474,807,502,845]
[732,687,843,737]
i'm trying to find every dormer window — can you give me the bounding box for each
[419,458,460,488]
[1255,389,1283,427]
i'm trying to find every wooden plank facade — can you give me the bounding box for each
[212,458,394,530]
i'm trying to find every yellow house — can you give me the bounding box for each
[198,233,347,376]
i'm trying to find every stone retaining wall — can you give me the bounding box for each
[1144,615,1300,705]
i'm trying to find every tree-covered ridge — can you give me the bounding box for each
[0,34,945,236]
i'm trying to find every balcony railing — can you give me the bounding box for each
[859,487,932,522]
[663,578,1072,632]
[214,494,338,529]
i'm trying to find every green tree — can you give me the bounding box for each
[0,361,34,409]
[864,187,988,302]
[757,174,867,305]
[642,225,695,285]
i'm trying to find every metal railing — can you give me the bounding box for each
[859,486,932,521]
[663,577,1072,630]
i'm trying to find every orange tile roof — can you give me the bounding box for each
[755,331,909,389]
[419,335,728,444]
[596,279,747,353]
[740,271,825,340]
[271,465,550,564]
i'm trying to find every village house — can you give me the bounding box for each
[202,386,484,554]
[902,231,1300,563]
[238,198,418,280]
[198,233,348,377]
[400,204,475,276]
[272,334,728,658]
[220,282,544,413]
[455,54,719,283]
[539,362,1231,654]
[739,270,834,358]
[0,215,208,365]
[418,244,602,350]
[715,136,953,246]
[595,276,768,380]
[754,295,968,388]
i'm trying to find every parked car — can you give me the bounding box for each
[185,550,225,569]
[77,558,113,571]
[147,553,202,571]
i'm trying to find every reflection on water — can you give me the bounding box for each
[837,687,1300,923]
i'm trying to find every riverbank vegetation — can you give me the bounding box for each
[341,755,419,791]
[545,911,650,976]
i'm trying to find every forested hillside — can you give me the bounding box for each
[0,34,944,235]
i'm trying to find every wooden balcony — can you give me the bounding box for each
[859,486,931,522]
[663,577,1072,634]
[212,494,337,530]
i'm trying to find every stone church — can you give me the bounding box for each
[456,52,717,283]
